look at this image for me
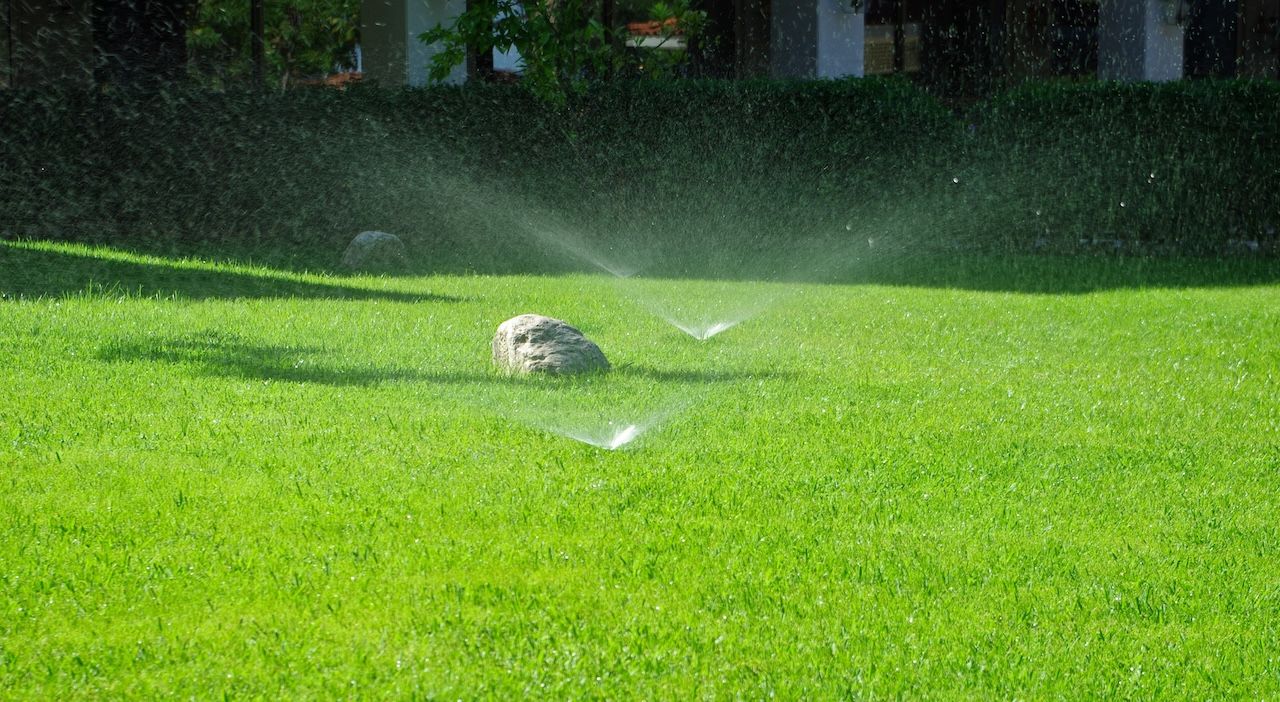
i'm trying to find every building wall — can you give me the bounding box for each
[767,0,864,79]
[1098,0,1145,78]
[815,0,865,78]
[863,0,924,75]
[361,0,467,86]
[407,0,465,85]
[1099,0,1182,81]
[1142,0,1184,80]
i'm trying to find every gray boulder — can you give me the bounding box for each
[341,231,407,271]
[493,314,610,375]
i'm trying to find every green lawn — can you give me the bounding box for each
[2,240,1278,698]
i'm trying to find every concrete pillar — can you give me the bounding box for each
[361,0,467,86]
[772,0,865,79]
[816,0,866,78]
[1099,0,1186,81]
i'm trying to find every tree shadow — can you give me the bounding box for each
[19,235,1276,298]
[818,251,1280,294]
[615,247,1280,295]
[97,334,429,387]
[0,241,459,302]
[96,334,784,388]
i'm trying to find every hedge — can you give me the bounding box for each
[0,78,1275,272]
[966,80,1280,252]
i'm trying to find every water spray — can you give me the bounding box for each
[562,422,642,450]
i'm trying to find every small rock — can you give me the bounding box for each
[493,314,610,375]
[341,231,407,271]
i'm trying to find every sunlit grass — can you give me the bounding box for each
[1,241,1278,698]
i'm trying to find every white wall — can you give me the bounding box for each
[361,0,466,86]
[407,0,466,86]
[493,47,522,73]
[816,0,866,78]
[773,0,865,79]
[1099,0,1184,81]
[493,4,523,73]
[1142,0,1184,81]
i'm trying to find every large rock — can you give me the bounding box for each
[341,231,407,271]
[493,314,610,375]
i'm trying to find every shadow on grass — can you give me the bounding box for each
[818,252,1280,294]
[10,236,1269,300]
[625,246,1280,294]
[97,334,785,388]
[379,243,1280,295]
[24,231,1279,295]
[97,335,422,387]
[0,241,458,302]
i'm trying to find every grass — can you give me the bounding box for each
[2,239,1279,698]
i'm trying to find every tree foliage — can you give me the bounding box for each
[187,0,359,89]
[420,0,705,103]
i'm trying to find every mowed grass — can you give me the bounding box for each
[1,240,1278,699]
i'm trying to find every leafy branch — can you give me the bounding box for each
[419,0,705,103]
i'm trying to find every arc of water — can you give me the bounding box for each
[562,422,642,450]
[538,393,698,450]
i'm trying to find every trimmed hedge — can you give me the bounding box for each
[0,78,1275,271]
[968,80,1280,251]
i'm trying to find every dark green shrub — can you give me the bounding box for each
[1,78,1274,273]
[969,80,1280,251]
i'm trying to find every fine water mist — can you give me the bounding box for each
[506,391,694,451]
[445,366,704,450]
[545,392,699,449]
[563,421,641,450]
[611,275,791,341]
